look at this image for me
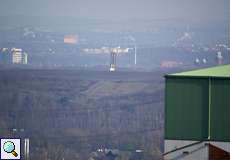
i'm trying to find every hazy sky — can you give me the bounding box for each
[0,0,230,21]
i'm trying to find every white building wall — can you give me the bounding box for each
[211,141,230,152]
[22,52,28,64]
[12,51,23,64]
[164,140,230,160]
[10,48,28,64]
[164,140,208,160]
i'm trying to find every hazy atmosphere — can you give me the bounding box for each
[1,0,230,20]
[0,0,230,159]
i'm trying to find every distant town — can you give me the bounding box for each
[0,19,230,70]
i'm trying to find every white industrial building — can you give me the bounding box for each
[11,48,28,64]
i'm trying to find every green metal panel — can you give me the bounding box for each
[210,79,230,141]
[165,78,209,140]
[165,66,230,141]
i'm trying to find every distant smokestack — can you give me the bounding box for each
[110,51,116,72]
[217,51,223,65]
[134,46,137,65]
[24,138,30,160]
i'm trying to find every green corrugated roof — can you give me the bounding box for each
[169,65,230,78]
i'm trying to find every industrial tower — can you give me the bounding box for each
[109,47,134,72]
[110,51,117,72]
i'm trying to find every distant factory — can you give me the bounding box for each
[0,48,28,65]
[82,47,130,54]
[160,61,183,68]
[82,46,132,72]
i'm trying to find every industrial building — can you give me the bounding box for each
[164,65,230,160]
[12,48,28,64]
[0,48,28,64]
[109,47,130,72]
[64,35,78,44]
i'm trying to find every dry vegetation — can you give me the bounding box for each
[0,69,164,160]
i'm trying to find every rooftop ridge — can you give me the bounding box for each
[167,64,230,78]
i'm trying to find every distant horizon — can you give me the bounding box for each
[1,14,230,22]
